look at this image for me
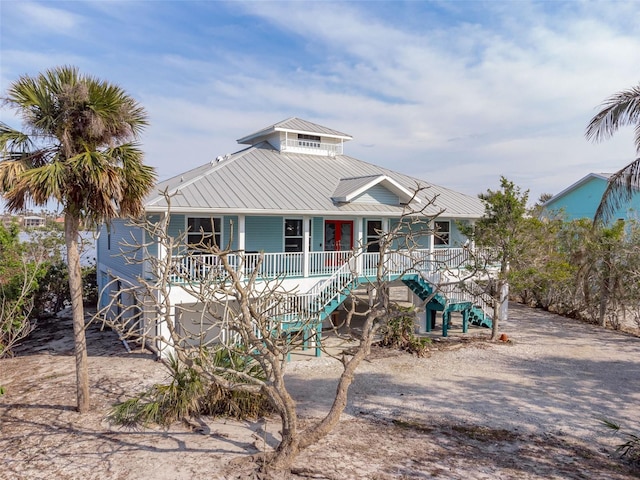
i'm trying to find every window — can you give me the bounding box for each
[366,220,382,252]
[434,220,450,246]
[187,217,221,251]
[284,219,303,252]
[298,134,321,148]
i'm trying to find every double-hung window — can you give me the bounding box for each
[434,220,450,246]
[187,217,221,252]
[366,220,382,252]
[284,219,303,252]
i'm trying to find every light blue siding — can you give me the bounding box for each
[351,184,399,205]
[245,216,284,252]
[389,218,431,249]
[98,219,143,280]
[145,214,161,257]
[450,220,469,247]
[312,217,323,251]
[545,176,640,222]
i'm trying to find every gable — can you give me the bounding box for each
[350,184,399,205]
[545,175,640,221]
[331,174,417,206]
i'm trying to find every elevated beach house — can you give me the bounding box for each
[97,118,493,356]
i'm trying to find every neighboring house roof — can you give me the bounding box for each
[237,117,352,145]
[146,120,484,219]
[542,172,640,221]
[542,173,612,207]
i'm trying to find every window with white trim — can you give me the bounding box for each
[434,220,450,246]
[284,219,303,252]
[187,217,221,251]
[366,220,382,252]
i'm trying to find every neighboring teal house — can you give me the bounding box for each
[543,172,640,222]
[97,118,493,356]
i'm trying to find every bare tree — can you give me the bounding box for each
[99,189,491,475]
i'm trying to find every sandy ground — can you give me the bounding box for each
[1,303,640,479]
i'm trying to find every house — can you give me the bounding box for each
[22,215,46,228]
[542,172,640,222]
[96,118,493,357]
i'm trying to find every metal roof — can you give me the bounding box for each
[146,142,485,219]
[237,117,352,144]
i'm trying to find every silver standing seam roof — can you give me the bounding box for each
[146,121,485,219]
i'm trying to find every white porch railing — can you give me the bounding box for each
[281,139,343,156]
[169,248,489,284]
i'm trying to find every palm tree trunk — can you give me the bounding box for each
[65,214,90,413]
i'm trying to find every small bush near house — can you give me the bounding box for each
[379,306,431,356]
[108,350,273,428]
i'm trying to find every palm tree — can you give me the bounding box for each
[586,84,640,223]
[0,66,156,412]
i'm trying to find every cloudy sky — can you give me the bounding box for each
[2,0,640,203]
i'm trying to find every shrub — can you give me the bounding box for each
[108,350,273,428]
[379,306,431,356]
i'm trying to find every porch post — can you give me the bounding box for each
[303,216,310,277]
[428,219,435,272]
[238,215,246,250]
[238,215,245,280]
[381,218,390,273]
[158,212,167,279]
[355,217,363,276]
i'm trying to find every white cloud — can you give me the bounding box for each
[14,2,82,34]
[3,0,640,205]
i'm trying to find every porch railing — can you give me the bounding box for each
[169,247,490,284]
[281,139,343,156]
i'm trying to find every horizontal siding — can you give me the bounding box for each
[351,184,399,205]
[312,217,324,251]
[98,219,143,280]
[388,217,433,249]
[145,214,161,257]
[245,216,284,252]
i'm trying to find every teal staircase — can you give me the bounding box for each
[267,258,494,359]
[402,272,493,336]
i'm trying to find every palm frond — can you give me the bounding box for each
[586,84,640,153]
[594,159,640,224]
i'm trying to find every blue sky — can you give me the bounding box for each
[2,0,640,204]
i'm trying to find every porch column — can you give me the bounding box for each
[428,219,435,272]
[381,218,390,273]
[355,217,364,276]
[238,215,246,251]
[157,212,167,279]
[303,216,310,277]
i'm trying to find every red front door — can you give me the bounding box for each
[324,220,353,251]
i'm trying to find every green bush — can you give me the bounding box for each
[108,350,273,428]
[379,306,431,356]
